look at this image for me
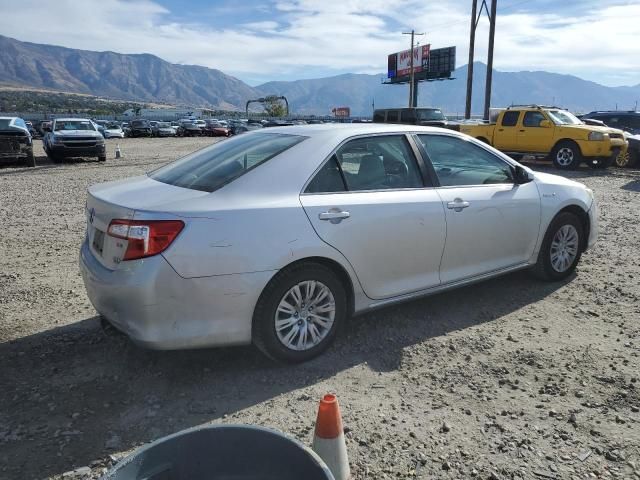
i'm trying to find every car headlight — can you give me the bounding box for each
[588,131,607,141]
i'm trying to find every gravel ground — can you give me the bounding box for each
[1,138,639,480]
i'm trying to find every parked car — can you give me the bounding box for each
[36,120,52,137]
[103,124,125,139]
[203,120,231,137]
[0,117,36,167]
[178,121,203,137]
[156,122,178,137]
[581,111,640,135]
[460,105,628,170]
[617,133,640,168]
[25,121,38,138]
[128,119,153,137]
[232,123,263,135]
[43,118,106,162]
[580,112,640,168]
[80,124,597,362]
[373,107,459,130]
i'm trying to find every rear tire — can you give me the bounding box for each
[98,155,107,162]
[252,263,347,363]
[551,141,582,170]
[26,150,36,167]
[531,212,584,281]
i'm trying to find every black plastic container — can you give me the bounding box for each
[103,424,335,480]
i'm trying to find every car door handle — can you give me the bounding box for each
[447,199,470,212]
[319,210,350,221]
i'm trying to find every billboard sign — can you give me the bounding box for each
[386,46,456,83]
[332,107,350,117]
[395,45,430,77]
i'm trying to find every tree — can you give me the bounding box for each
[263,96,287,117]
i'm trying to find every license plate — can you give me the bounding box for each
[92,229,105,256]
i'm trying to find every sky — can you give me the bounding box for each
[0,0,638,87]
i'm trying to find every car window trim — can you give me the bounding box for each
[300,132,429,195]
[413,132,518,188]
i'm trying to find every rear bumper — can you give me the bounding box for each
[79,240,274,349]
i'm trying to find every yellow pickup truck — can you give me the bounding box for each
[459,105,628,170]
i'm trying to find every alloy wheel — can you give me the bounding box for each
[274,280,336,351]
[550,225,579,273]
[556,147,574,167]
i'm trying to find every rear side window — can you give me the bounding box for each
[306,135,423,193]
[150,133,306,192]
[386,111,399,122]
[400,109,416,123]
[501,111,520,127]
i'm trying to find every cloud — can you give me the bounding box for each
[0,0,637,86]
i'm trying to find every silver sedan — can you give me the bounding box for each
[80,124,597,362]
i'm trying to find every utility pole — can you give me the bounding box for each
[483,0,497,121]
[465,0,497,120]
[403,30,425,108]
[465,0,478,119]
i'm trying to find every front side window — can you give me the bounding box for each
[501,111,520,127]
[418,135,513,187]
[523,111,547,127]
[150,133,306,192]
[306,135,423,193]
[417,109,446,121]
[386,111,399,122]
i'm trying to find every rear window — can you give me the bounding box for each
[149,133,306,192]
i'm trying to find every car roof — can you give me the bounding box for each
[53,118,92,122]
[259,123,451,139]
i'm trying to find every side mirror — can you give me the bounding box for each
[514,165,533,184]
[539,119,552,128]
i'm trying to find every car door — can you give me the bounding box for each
[517,111,554,152]
[300,134,447,300]
[493,110,521,151]
[415,134,541,284]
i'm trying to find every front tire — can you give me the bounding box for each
[252,263,347,363]
[551,141,582,170]
[26,150,36,167]
[98,155,107,162]
[531,212,584,281]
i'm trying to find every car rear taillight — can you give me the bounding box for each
[107,219,184,261]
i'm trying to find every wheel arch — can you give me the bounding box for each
[552,138,583,156]
[477,136,490,144]
[555,204,590,251]
[263,256,356,316]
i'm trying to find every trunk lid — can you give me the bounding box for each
[86,175,209,270]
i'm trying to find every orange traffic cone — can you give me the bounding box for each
[312,394,350,480]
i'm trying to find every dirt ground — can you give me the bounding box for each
[1,138,639,480]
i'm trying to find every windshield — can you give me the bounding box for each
[131,120,149,127]
[547,110,582,126]
[149,133,307,192]
[54,120,95,131]
[0,119,13,130]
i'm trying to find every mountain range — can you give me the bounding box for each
[0,35,638,116]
